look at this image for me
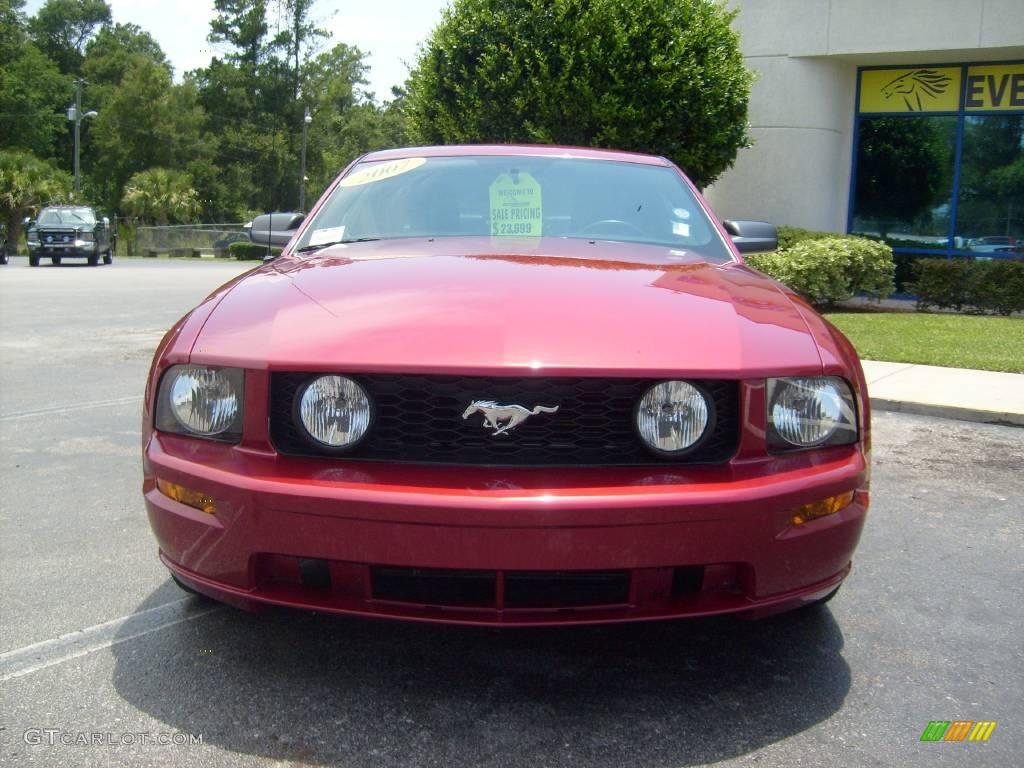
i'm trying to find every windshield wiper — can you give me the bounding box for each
[295,237,380,253]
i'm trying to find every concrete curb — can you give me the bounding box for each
[861,360,1024,428]
[869,398,1024,427]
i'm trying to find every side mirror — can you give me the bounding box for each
[102,216,110,227]
[723,220,778,254]
[23,216,32,227]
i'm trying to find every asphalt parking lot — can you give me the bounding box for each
[0,256,1021,768]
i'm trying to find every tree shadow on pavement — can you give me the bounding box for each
[111,587,851,767]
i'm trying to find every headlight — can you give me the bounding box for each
[635,380,711,455]
[296,375,372,449]
[78,232,94,241]
[155,365,243,440]
[767,377,858,450]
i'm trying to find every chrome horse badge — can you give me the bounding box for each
[461,401,560,436]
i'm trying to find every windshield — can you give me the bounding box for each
[296,155,733,262]
[37,208,96,226]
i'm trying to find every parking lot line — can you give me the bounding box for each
[0,395,143,422]
[0,599,221,682]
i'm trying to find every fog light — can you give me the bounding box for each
[157,479,217,515]
[790,491,854,525]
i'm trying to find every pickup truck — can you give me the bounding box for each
[26,205,115,267]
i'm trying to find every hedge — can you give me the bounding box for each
[229,241,282,261]
[775,225,835,251]
[747,234,895,308]
[911,258,1024,316]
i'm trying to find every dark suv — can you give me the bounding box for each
[25,205,115,266]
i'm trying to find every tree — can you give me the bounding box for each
[273,0,328,99]
[0,43,71,161]
[121,167,199,225]
[406,0,752,188]
[85,59,208,214]
[0,0,72,159]
[209,0,268,70]
[191,2,405,218]
[1,0,28,57]
[0,148,72,254]
[77,22,187,212]
[28,0,111,75]
[83,22,169,88]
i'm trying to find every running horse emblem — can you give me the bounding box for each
[461,400,560,436]
[880,69,952,112]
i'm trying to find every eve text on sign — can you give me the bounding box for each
[964,65,1024,111]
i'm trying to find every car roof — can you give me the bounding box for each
[360,144,672,166]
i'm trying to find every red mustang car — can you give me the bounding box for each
[143,145,869,626]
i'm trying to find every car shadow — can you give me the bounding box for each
[111,586,851,766]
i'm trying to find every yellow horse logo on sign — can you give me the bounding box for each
[880,69,954,111]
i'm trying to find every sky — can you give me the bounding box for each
[24,0,452,101]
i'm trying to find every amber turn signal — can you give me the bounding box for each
[157,479,217,515]
[790,491,855,526]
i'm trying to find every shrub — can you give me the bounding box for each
[747,236,895,307]
[911,258,971,311]
[407,0,752,189]
[912,258,1024,315]
[849,235,952,292]
[968,260,1024,316]
[229,241,280,261]
[892,252,922,293]
[775,225,834,250]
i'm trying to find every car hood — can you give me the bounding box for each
[190,238,824,377]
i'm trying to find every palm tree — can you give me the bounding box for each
[0,149,72,256]
[121,168,199,225]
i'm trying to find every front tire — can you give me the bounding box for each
[88,253,99,266]
[805,585,841,612]
[0,253,8,265]
[51,256,62,266]
[103,249,112,265]
[29,254,40,267]
[172,574,211,601]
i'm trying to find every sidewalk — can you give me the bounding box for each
[861,360,1024,426]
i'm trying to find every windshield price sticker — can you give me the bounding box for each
[489,171,543,236]
[340,157,426,188]
[308,225,345,246]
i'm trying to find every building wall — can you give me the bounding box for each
[705,0,1024,232]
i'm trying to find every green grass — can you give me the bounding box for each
[824,312,1024,374]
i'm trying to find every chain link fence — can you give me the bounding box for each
[130,223,248,257]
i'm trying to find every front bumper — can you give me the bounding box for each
[144,432,869,626]
[30,243,98,258]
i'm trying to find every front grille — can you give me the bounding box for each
[37,230,75,250]
[270,373,739,466]
[38,230,74,243]
[504,571,630,607]
[369,566,630,608]
[371,567,496,606]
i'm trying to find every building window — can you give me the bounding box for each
[849,63,1024,260]
[956,115,1024,253]
[851,116,956,248]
